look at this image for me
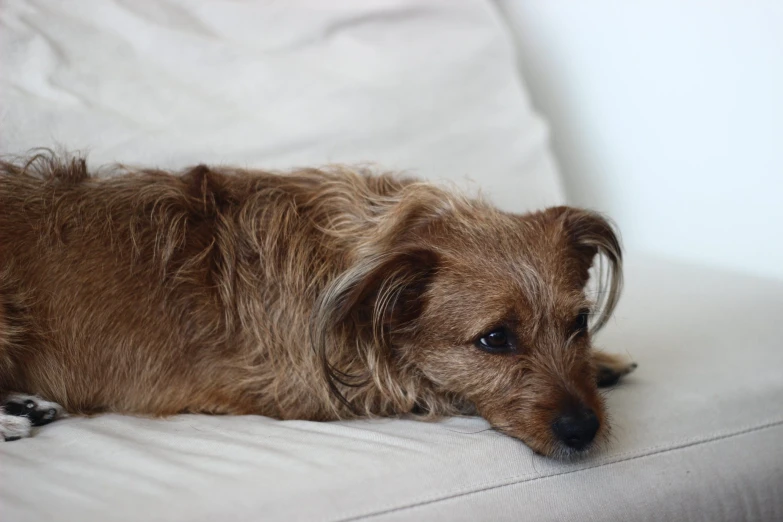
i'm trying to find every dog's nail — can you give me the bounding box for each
[630,363,638,369]
[4,436,21,442]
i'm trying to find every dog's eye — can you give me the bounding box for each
[476,327,516,354]
[573,309,590,334]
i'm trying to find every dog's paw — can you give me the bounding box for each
[592,352,638,387]
[0,413,32,441]
[3,393,66,427]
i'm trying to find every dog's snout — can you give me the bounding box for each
[552,408,599,450]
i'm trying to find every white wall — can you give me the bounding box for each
[498,1,783,280]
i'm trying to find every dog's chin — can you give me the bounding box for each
[522,441,593,460]
[495,416,612,459]
[548,443,595,461]
[513,434,605,460]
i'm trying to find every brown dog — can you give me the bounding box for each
[0,152,635,457]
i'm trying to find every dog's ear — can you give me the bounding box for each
[545,206,623,333]
[330,246,439,332]
[313,243,438,413]
[311,193,444,412]
[318,190,445,334]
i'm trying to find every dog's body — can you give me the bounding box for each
[0,154,634,456]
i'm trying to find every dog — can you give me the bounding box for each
[0,152,635,457]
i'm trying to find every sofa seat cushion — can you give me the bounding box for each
[2,255,781,522]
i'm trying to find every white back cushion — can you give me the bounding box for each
[1,0,563,212]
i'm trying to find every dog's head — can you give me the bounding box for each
[316,187,622,458]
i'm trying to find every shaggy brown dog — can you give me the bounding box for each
[0,153,635,457]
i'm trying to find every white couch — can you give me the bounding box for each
[1,1,781,521]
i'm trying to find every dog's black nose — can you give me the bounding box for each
[552,408,599,450]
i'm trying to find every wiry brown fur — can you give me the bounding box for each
[0,152,632,457]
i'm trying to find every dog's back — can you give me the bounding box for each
[0,154,413,418]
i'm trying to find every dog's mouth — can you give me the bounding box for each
[546,440,601,460]
[514,431,605,460]
[491,416,608,459]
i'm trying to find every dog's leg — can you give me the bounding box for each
[1,393,67,440]
[0,413,31,441]
[592,351,637,387]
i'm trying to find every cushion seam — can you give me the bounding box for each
[333,418,783,522]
